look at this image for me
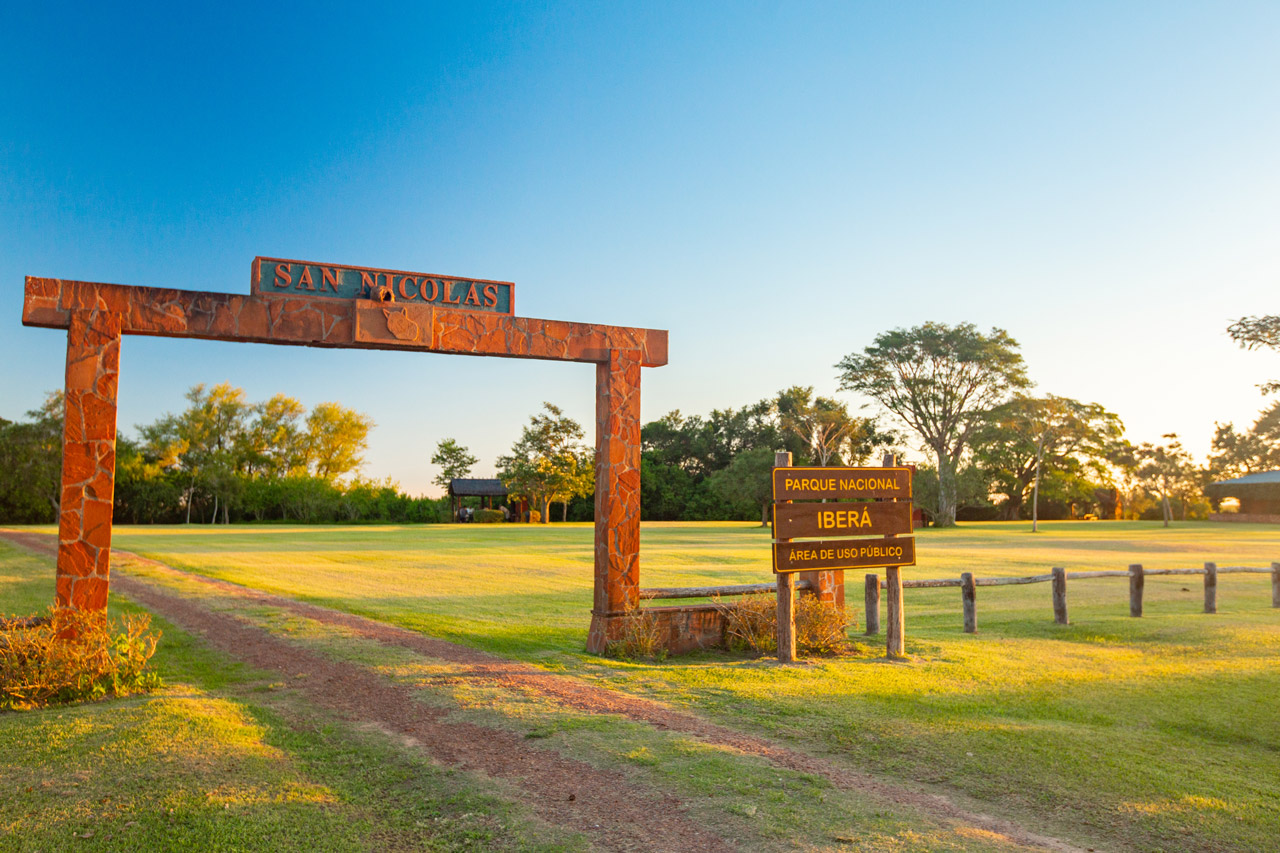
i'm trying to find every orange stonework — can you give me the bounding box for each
[24,275,666,652]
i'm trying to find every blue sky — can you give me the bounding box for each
[3,2,1279,494]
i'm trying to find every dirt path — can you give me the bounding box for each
[2,530,1089,853]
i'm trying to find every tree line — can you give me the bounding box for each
[0,384,448,524]
[4,311,1277,526]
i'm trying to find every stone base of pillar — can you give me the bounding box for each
[589,605,728,656]
[587,610,626,654]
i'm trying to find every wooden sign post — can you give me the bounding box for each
[771,456,914,662]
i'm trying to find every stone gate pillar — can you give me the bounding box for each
[587,348,642,653]
[55,310,121,611]
[798,569,845,609]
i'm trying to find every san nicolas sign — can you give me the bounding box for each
[252,257,514,315]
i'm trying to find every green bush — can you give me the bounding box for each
[474,508,505,523]
[1,607,162,710]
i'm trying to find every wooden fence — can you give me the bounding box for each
[639,561,1280,659]
[862,561,1280,653]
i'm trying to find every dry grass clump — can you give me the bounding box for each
[1,607,162,710]
[605,605,668,661]
[715,593,854,656]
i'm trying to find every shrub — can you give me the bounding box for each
[474,508,505,523]
[714,593,853,656]
[716,594,776,655]
[1,607,162,710]
[796,594,855,655]
[529,510,541,524]
[605,606,668,661]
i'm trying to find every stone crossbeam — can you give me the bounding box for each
[24,277,667,367]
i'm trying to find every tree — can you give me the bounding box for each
[139,382,250,524]
[305,402,373,482]
[0,392,64,523]
[836,322,1029,527]
[1228,315,1280,394]
[1104,439,1146,519]
[1207,400,1280,481]
[241,393,307,479]
[1135,435,1195,527]
[972,395,1123,528]
[137,384,372,522]
[911,462,993,524]
[707,447,777,526]
[430,438,479,490]
[496,403,589,523]
[775,386,888,466]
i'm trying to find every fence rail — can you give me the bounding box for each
[865,561,1280,638]
[639,561,1279,659]
[888,565,1272,589]
[639,579,813,600]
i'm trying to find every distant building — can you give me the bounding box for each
[447,478,528,522]
[1206,471,1280,523]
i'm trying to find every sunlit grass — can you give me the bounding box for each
[90,519,1280,659]
[89,519,1280,851]
[0,539,586,853]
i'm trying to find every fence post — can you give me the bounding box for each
[865,574,880,635]
[1204,562,1217,614]
[1272,562,1280,609]
[774,450,796,663]
[777,572,796,662]
[886,566,905,657]
[961,572,976,633]
[1052,567,1068,625]
[1129,564,1143,617]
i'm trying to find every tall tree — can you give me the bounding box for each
[775,385,887,466]
[1228,315,1280,394]
[430,438,479,490]
[139,382,249,524]
[972,395,1123,528]
[305,402,373,482]
[1135,434,1194,527]
[496,403,588,523]
[836,322,1029,526]
[241,393,307,478]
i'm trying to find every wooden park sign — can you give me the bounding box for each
[774,536,916,573]
[22,256,666,656]
[772,466,915,574]
[772,467,911,502]
[771,458,915,662]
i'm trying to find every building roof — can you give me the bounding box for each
[1211,471,1280,487]
[1207,470,1280,497]
[447,478,508,497]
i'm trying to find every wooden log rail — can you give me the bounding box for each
[878,565,1273,589]
[856,561,1280,636]
[640,561,1278,651]
[639,580,814,600]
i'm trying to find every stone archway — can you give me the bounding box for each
[22,257,667,653]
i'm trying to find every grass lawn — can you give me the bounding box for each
[6,519,1280,851]
[0,539,581,852]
